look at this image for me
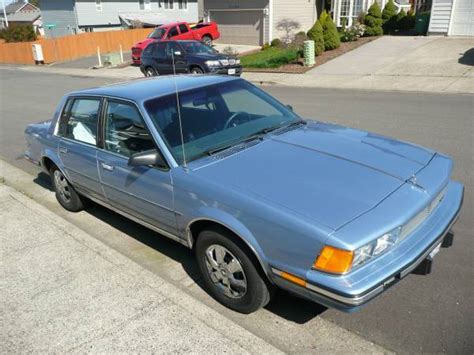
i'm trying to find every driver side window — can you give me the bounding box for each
[104,100,156,158]
[221,88,282,117]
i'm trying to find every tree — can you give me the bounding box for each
[29,0,40,7]
[276,19,301,44]
[364,2,383,36]
[382,0,399,33]
[307,20,325,55]
[322,14,340,50]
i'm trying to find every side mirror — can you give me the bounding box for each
[286,104,294,111]
[174,50,182,56]
[128,149,167,168]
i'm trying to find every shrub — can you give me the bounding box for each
[276,18,301,44]
[307,20,325,55]
[319,10,330,24]
[322,15,340,50]
[358,11,367,24]
[396,9,409,31]
[340,23,366,42]
[222,45,238,56]
[0,24,37,43]
[261,43,271,51]
[270,38,282,47]
[382,0,399,33]
[405,9,416,30]
[364,2,383,36]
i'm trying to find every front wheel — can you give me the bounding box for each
[190,66,204,75]
[202,35,212,46]
[196,227,271,314]
[144,67,157,77]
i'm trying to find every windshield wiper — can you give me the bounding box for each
[205,120,306,157]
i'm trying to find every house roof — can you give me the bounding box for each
[2,1,32,15]
[119,13,178,27]
[6,9,41,23]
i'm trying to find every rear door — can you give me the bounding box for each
[152,42,170,74]
[166,42,187,73]
[57,97,103,200]
[96,98,177,235]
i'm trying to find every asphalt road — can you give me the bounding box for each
[1,69,473,353]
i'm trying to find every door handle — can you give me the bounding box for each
[100,162,114,171]
[59,147,68,154]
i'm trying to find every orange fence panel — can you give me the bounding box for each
[0,28,152,65]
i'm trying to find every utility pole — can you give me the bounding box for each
[1,0,9,28]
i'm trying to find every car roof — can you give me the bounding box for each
[69,75,241,103]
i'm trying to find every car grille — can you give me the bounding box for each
[400,185,448,240]
[132,47,142,55]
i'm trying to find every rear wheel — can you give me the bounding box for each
[196,227,271,314]
[144,67,157,77]
[202,35,213,46]
[190,66,204,75]
[50,166,85,212]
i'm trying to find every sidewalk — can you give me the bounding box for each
[2,36,472,94]
[0,182,281,353]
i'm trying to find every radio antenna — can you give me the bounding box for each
[171,48,187,168]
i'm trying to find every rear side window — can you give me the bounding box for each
[178,24,188,33]
[60,98,100,145]
[168,26,179,38]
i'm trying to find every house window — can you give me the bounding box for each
[178,0,187,9]
[95,0,102,11]
[139,0,151,10]
[163,0,174,9]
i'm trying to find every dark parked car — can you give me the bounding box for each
[140,40,242,77]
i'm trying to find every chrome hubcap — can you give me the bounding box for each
[54,170,71,202]
[204,245,247,299]
[146,69,154,77]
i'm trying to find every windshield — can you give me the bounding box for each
[180,41,216,54]
[148,28,166,39]
[144,80,300,164]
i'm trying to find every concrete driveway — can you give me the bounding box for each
[244,36,474,94]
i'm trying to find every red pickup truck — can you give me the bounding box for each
[131,22,220,65]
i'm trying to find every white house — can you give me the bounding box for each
[40,0,201,38]
[428,0,473,35]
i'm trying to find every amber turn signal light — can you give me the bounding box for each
[313,246,354,274]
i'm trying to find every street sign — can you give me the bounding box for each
[45,24,56,29]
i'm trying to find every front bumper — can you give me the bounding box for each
[207,65,242,76]
[271,180,464,312]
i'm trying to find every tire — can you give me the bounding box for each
[196,227,271,314]
[50,166,85,212]
[190,66,204,75]
[144,67,157,77]
[202,35,212,46]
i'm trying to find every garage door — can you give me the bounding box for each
[450,0,474,35]
[210,10,264,45]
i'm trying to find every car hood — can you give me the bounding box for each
[191,122,435,230]
[133,38,155,49]
[187,52,236,61]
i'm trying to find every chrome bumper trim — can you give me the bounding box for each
[271,197,462,307]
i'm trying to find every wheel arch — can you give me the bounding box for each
[186,216,272,281]
[189,64,204,73]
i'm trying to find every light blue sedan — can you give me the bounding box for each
[25,76,464,313]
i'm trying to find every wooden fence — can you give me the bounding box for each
[0,28,152,65]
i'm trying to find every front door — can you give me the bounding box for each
[57,97,103,200]
[97,98,177,235]
[166,42,187,74]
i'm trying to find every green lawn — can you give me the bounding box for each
[240,47,299,68]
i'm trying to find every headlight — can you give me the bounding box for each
[220,59,229,66]
[314,227,401,274]
[205,60,220,67]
